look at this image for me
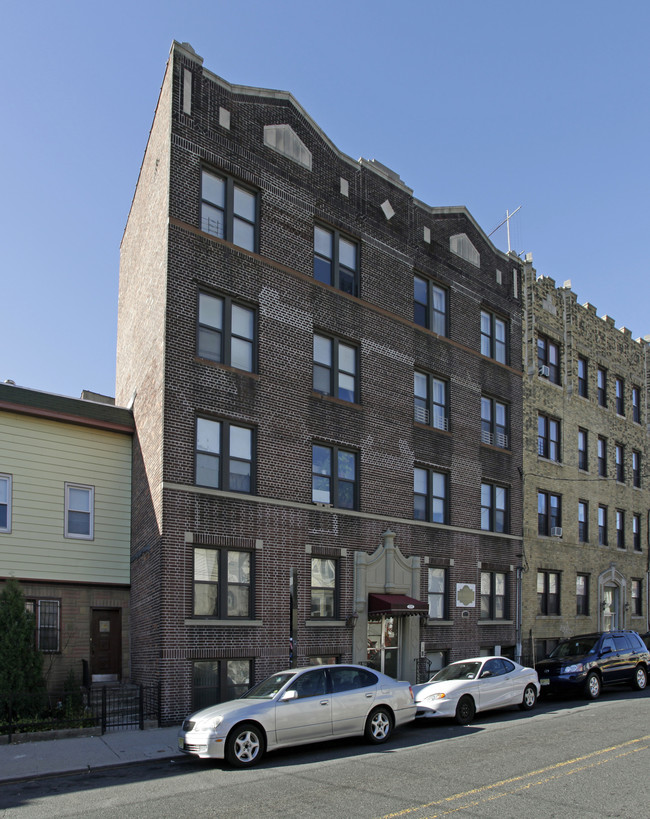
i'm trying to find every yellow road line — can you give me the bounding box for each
[376,735,650,819]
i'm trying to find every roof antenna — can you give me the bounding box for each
[488,206,522,253]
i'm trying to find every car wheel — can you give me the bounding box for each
[364,707,393,744]
[225,722,266,767]
[455,695,475,725]
[520,684,538,711]
[584,672,601,700]
[632,665,648,691]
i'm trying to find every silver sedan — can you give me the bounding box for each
[413,656,540,725]
[178,664,416,766]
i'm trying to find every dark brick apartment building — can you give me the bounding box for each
[116,41,524,722]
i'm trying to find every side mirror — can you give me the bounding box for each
[280,689,298,702]
[600,647,612,656]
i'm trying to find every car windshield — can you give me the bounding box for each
[549,638,598,659]
[241,672,295,699]
[432,662,481,682]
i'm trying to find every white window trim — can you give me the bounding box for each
[64,482,95,540]
[0,473,12,533]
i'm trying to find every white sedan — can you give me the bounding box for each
[413,656,540,725]
[178,664,415,767]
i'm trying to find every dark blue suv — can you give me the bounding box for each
[535,631,650,699]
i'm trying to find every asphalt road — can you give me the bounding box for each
[2,688,649,818]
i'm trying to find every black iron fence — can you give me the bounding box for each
[0,683,160,742]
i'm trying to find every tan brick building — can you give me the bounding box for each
[521,265,650,663]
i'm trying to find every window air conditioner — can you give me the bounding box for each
[539,365,550,378]
[551,527,563,538]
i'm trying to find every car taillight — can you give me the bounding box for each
[409,685,414,700]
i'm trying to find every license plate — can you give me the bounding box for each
[178,737,184,749]
[540,678,549,686]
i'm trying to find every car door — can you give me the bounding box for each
[598,635,619,685]
[328,667,377,736]
[612,634,635,681]
[477,659,515,710]
[274,668,332,745]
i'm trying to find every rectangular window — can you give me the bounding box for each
[480,571,507,620]
[537,570,560,616]
[597,367,607,407]
[193,547,252,618]
[414,275,448,336]
[480,310,507,364]
[201,169,257,251]
[311,557,337,618]
[480,483,508,533]
[312,445,357,509]
[538,491,562,536]
[578,428,588,471]
[597,436,607,477]
[427,567,447,619]
[632,450,641,488]
[615,377,625,415]
[0,473,11,533]
[578,500,589,543]
[481,397,509,448]
[633,514,641,552]
[632,385,641,423]
[537,414,560,461]
[195,419,254,493]
[631,579,642,617]
[414,468,448,524]
[577,356,588,397]
[537,335,560,384]
[313,334,358,403]
[598,505,608,545]
[616,509,625,548]
[615,443,625,483]
[314,225,359,297]
[576,574,589,616]
[64,483,94,539]
[198,292,255,372]
[193,659,251,709]
[414,371,448,430]
[25,599,60,653]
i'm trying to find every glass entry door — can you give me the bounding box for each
[367,616,399,678]
[602,584,619,631]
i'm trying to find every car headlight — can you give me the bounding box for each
[424,692,446,701]
[196,715,224,730]
[563,664,584,674]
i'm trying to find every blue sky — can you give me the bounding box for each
[2,0,649,400]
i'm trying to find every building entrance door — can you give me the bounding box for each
[367,616,399,678]
[91,608,121,682]
[602,585,619,631]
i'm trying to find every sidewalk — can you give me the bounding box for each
[0,726,183,784]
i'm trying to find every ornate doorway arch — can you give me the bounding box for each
[598,566,626,632]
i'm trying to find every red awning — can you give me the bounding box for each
[367,593,428,616]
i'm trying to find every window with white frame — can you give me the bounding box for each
[313,334,358,403]
[427,567,447,619]
[414,371,448,430]
[64,484,94,539]
[480,310,507,363]
[413,275,448,335]
[201,169,257,251]
[310,557,337,618]
[314,225,359,296]
[414,468,448,523]
[197,292,255,372]
[480,483,508,532]
[481,397,508,448]
[193,547,252,618]
[195,418,254,493]
[480,571,507,619]
[0,473,11,533]
[25,599,60,652]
